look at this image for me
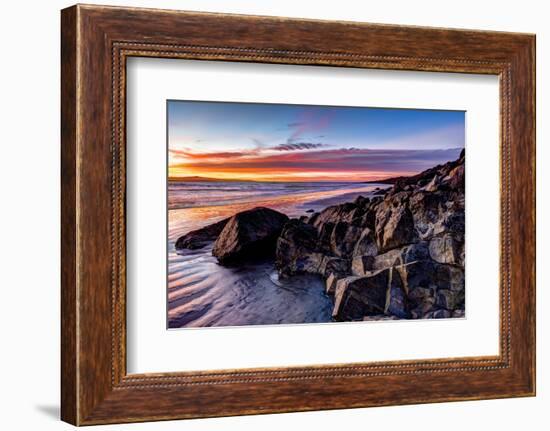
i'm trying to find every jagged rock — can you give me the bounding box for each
[408,286,436,311]
[213,207,288,264]
[375,197,417,252]
[408,191,445,239]
[423,309,452,319]
[354,195,370,208]
[429,234,463,265]
[452,309,465,318]
[272,150,465,322]
[353,227,378,257]
[370,247,403,270]
[444,164,465,191]
[391,260,464,318]
[371,242,430,271]
[436,288,465,310]
[278,219,318,250]
[332,276,359,318]
[275,219,320,275]
[276,219,353,277]
[290,252,326,275]
[351,255,374,276]
[332,268,406,321]
[410,304,436,319]
[325,273,340,295]
[363,315,400,321]
[330,222,362,257]
[316,221,335,251]
[423,174,441,192]
[311,202,358,229]
[409,191,464,240]
[386,267,410,318]
[358,208,376,230]
[175,217,229,250]
[395,260,464,294]
[319,256,350,277]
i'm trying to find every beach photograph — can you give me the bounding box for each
[167,101,465,329]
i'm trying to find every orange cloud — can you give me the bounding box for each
[168,147,462,182]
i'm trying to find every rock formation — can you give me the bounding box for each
[275,149,465,320]
[175,217,229,250]
[175,150,466,322]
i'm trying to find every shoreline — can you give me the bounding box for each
[168,183,389,240]
[168,152,465,328]
[168,182,390,211]
[167,183,387,328]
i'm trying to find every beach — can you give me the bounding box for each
[168,181,389,328]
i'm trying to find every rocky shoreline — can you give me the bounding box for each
[175,150,465,322]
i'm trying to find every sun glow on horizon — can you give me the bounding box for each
[168,166,416,183]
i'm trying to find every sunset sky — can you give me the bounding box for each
[168,100,465,182]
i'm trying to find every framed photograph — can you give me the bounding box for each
[61,4,535,425]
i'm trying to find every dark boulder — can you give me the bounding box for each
[212,207,288,265]
[175,217,229,250]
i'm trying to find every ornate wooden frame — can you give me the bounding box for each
[61,4,536,425]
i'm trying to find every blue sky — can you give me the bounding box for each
[168,100,465,181]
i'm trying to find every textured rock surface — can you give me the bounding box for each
[351,255,374,276]
[353,228,378,257]
[275,150,466,321]
[325,273,340,295]
[375,194,417,252]
[332,268,405,320]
